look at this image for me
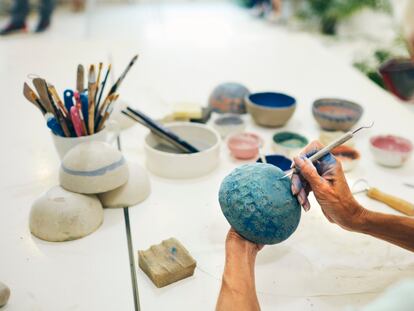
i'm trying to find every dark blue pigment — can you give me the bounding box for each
[256,155,292,171]
[219,164,301,245]
[249,92,296,108]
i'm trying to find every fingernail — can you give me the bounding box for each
[304,201,311,212]
[298,196,304,206]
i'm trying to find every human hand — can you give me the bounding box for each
[225,228,263,260]
[291,141,365,231]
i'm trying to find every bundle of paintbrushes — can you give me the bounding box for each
[22,54,139,137]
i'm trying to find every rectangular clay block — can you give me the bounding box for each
[138,237,197,288]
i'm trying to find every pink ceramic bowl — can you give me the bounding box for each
[370,135,413,167]
[227,133,262,160]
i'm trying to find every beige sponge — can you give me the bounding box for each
[138,238,196,288]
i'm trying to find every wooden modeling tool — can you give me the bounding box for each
[280,122,374,179]
[23,82,47,114]
[32,78,54,113]
[48,84,68,116]
[77,64,84,92]
[122,107,199,153]
[87,65,96,134]
[352,179,414,216]
[96,94,118,131]
[96,103,114,132]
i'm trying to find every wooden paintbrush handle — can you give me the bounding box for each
[367,187,414,216]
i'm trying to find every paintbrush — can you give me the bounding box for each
[94,62,103,104]
[45,84,71,137]
[96,93,116,121]
[279,122,374,179]
[124,107,199,153]
[96,94,118,131]
[121,110,189,153]
[87,65,96,134]
[95,64,111,115]
[96,103,114,132]
[74,92,88,135]
[107,54,138,97]
[23,82,47,114]
[48,84,68,116]
[77,64,84,92]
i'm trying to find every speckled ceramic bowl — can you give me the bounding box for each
[312,98,363,131]
[256,154,292,171]
[331,145,360,172]
[370,135,412,167]
[246,92,296,127]
[227,132,263,160]
[208,82,250,114]
[272,131,308,158]
[379,59,414,101]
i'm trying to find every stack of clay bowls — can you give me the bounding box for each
[30,141,151,242]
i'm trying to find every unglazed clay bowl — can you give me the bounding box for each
[213,114,246,138]
[208,82,250,114]
[227,132,263,160]
[256,154,292,171]
[312,98,363,131]
[272,131,308,158]
[370,135,413,167]
[29,186,104,242]
[379,58,414,101]
[219,163,301,244]
[98,161,151,208]
[144,122,220,179]
[246,92,296,127]
[59,141,129,194]
[331,145,360,172]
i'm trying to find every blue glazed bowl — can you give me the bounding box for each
[219,163,301,244]
[312,98,363,131]
[256,154,292,171]
[246,92,296,127]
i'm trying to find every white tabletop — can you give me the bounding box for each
[1,2,414,311]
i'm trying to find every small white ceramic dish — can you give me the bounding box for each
[272,131,308,158]
[29,186,104,242]
[144,122,221,179]
[60,141,129,194]
[99,161,151,208]
[213,114,246,138]
[370,135,413,167]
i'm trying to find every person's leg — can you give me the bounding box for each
[36,0,55,32]
[0,0,29,35]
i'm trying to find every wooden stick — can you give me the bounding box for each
[87,65,97,134]
[77,64,84,92]
[23,82,47,114]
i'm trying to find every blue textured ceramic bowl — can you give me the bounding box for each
[256,154,292,171]
[219,163,301,244]
[246,92,296,127]
[312,98,363,131]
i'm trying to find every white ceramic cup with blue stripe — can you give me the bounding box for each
[52,120,120,160]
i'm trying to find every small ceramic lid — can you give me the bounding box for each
[98,161,151,208]
[29,186,104,242]
[59,141,129,194]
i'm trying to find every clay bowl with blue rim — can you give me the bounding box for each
[312,98,363,131]
[272,131,308,159]
[256,154,292,171]
[246,92,296,127]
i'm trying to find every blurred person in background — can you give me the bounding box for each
[250,0,282,21]
[0,0,55,35]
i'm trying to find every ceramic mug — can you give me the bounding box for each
[51,120,120,159]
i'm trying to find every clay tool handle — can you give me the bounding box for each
[32,78,54,113]
[367,187,414,216]
[125,106,199,153]
[23,82,47,114]
[45,113,64,137]
[308,131,354,163]
[64,89,75,112]
[70,106,83,136]
[77,64,85,92]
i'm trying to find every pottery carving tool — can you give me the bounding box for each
[77,64,84,92]
[87,65,96,134]
[94,62,103,104]
[32,78,55,113]
[96,94,118,131]
[70,106,84,136]
[64,89,75,112]
[122,107,199,153]
[280,122,374,179]
[45,113,64,137]
[352,179,414,216]
[23,82,47,114]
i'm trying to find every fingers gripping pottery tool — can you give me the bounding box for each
[352,179,414,216]
[280,122,374,179]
